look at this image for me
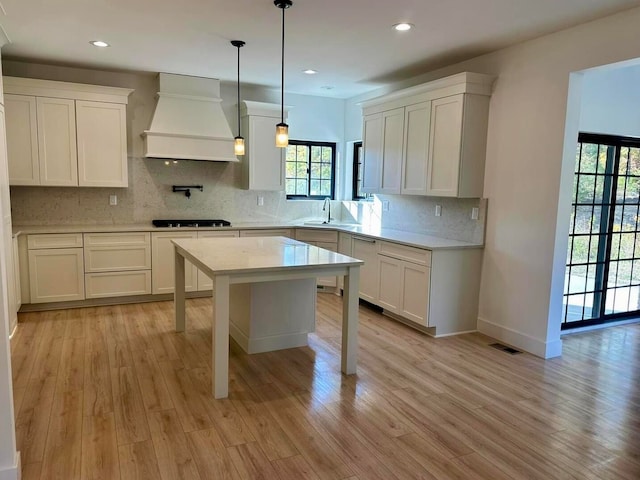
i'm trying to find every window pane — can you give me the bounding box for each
[285,179,296,195]
[286,146,296,162]
[296,179,307,195]
[311,147,321,162]
[321,147,332,162]
[310,180,320,196]
[310,163,321,179]
[320,181,331,197]
[321,164,331,179]
[296,146,309,162]
[296,162,307,178]
[286,162,296,177]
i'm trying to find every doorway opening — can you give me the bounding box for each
[564,132,640,329]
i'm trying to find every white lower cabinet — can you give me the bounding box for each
[377,241,431,327]
[83,232,151,298]
[351,236,379,303]
[196,230,239,291]
[28,243,85,303]
[295,228,339,288]
[151,231,198,294]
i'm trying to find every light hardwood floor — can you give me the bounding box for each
[10,294,640,479]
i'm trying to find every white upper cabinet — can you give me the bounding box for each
[241,101,286,191]
[37,97,78,186]
[76,101,128,187]
[361,72,493,198]
[4,76,132,187]
[361,113,382,193]
[379,108,404,194]
[401,101,431,195]
[4,94,39,185]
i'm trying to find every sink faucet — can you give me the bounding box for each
[322,197,331,224]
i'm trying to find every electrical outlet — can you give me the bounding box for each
[382,200,390,212]
[471,207,479,220]
[109,194,117,206]
[257,196,264,206]
[435,205,442,217]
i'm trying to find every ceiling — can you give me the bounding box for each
[1,0,639,98]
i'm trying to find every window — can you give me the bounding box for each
[352,141,367,200]
[564,132,640,329]
[285,140,336,199]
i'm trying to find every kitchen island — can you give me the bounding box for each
[172,236,363,398]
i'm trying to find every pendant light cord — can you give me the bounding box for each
[280,5,285,123]
[237,44,241,135]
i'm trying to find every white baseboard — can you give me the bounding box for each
[0,452,21,480]
[229,321,309,354]
[477,317,562,359]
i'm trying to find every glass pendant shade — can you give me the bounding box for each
[275,123,289,148]
[234,136,245,155]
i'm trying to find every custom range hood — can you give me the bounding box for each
[143,73,238,162]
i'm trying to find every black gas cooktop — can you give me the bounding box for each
[152,219,231,228]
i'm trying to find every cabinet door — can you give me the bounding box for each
[379,108,404,194]
[401,263,430,326]
[246,115,285,190]
[361,113,382,193]
[151,232,198,294]
[378,255,401,312]
[426,95,464,197]
[37,97,78,186]
[76,101,128,187]
[5,94,40,185]
[402,102,431,195]
[351,236,378,303]
[196,230,239,291]
[28,248,85,303]
[12,235,21,312]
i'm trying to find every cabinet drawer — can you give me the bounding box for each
[296,229,338,243]
[84,245,151,272]
[378,241,431,266]
[240,229,293,238]
[28,233,83,249]
[84,232,150,246]
[85,270,151,298]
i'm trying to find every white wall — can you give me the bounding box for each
[0,44,20,479]
[579,64,640,137]
[343,6,640,357]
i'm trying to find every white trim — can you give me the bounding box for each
[478,316,563,358]
[3,77,133,104]
[562,317,640,335]
[8,324,16,340]
[433,329,478,338]
[0,452,21,480]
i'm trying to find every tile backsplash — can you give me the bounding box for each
[10,156,486,244]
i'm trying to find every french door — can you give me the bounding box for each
[563,133,640,329]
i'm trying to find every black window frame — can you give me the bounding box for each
[285,140,337,200]
[352,141,367,200]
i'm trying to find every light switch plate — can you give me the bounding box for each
[109,194,117,206]
[435,205,442,217]
[382,200,390,212]
[257,196,264,206]
[471,207,479,220]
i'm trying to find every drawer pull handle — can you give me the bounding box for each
[354,237,376,243]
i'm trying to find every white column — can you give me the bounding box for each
[0,41,22,480]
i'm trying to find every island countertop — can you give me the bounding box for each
[172,236,363,276]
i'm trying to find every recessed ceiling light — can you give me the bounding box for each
[393,23,413,32]
[90,40,110,48]
[303,69,318,75]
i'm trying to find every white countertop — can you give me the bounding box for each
[12,221,483,251]
[173,236,363,276]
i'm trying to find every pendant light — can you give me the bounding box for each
[274,0,292,148]
[231,40,246,156]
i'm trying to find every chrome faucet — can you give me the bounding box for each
[322,197,331,224]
